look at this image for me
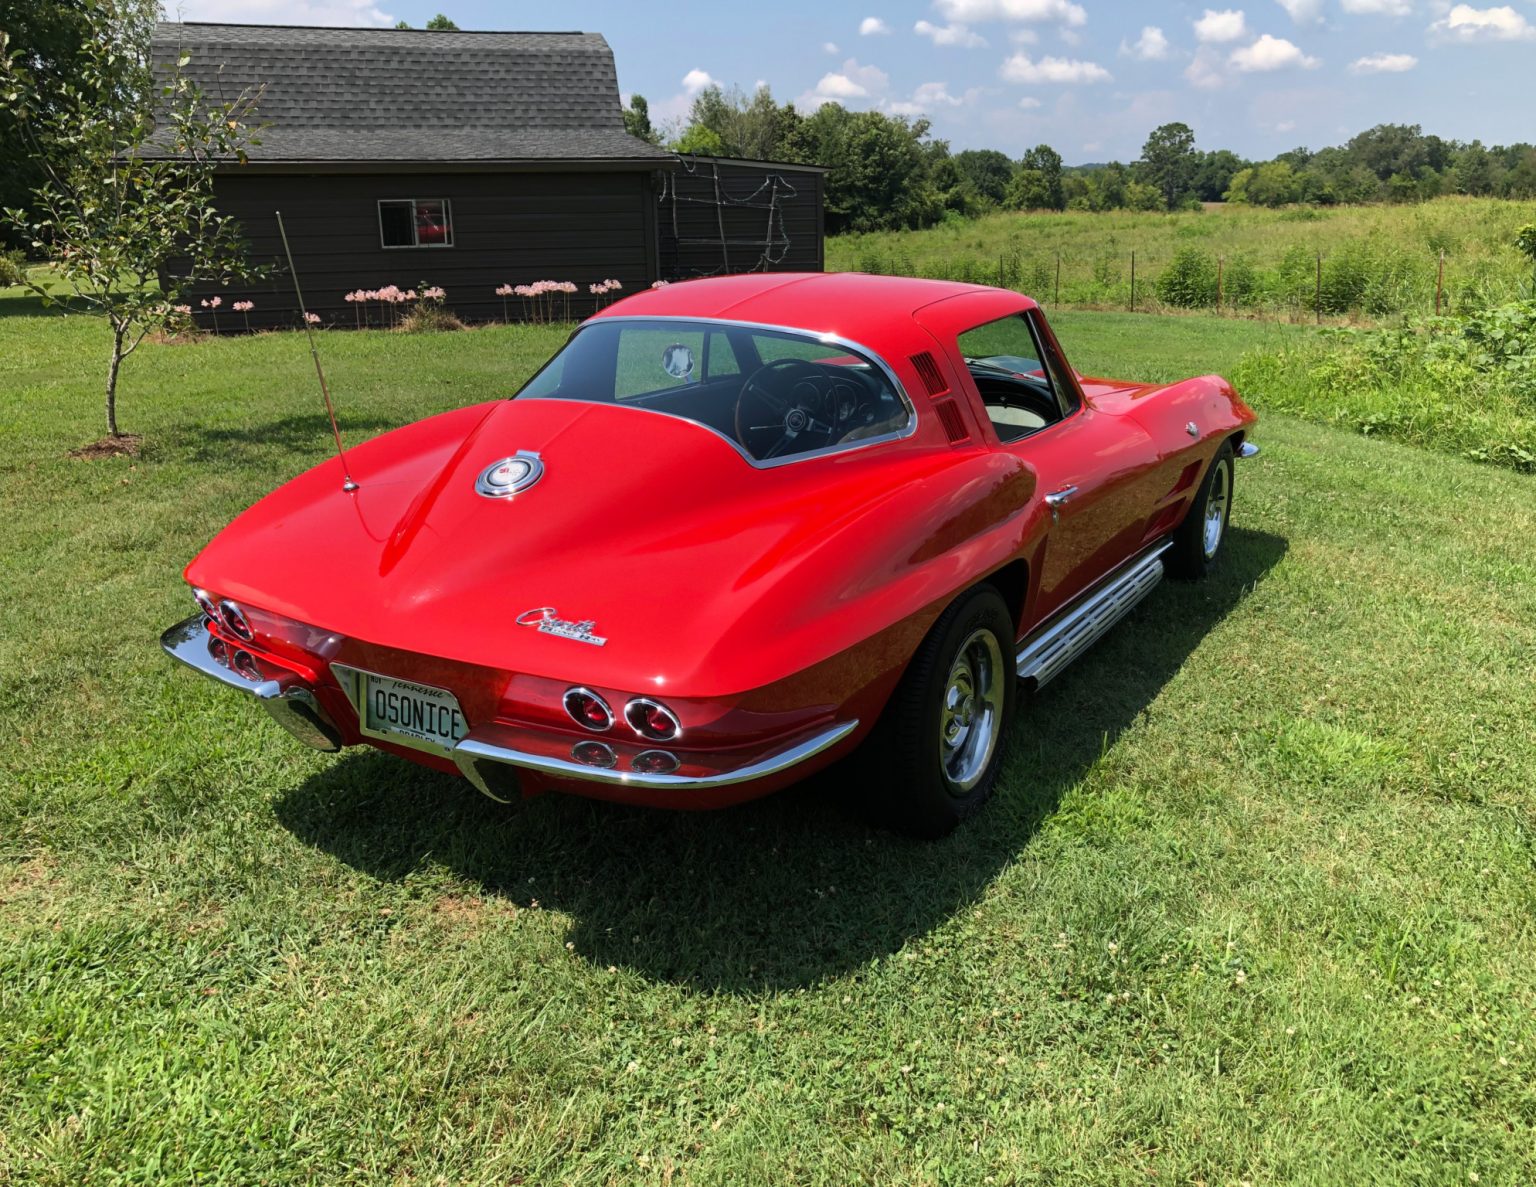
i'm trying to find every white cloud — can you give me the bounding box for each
[823,41,841,53]
[1009,27,1041,43]
[798,58,891,107]
[915,19,988,46]
[1229,32,1320,69]
[1340,0,1411,14]
[1018,95,1044,107]
[173,0,395,24]
[1274,0,1324,23]
[1000,51,1112,82]
[1350,50,1419,70]
[933,0,1088,28]
[1184,45,1228,86]
[888,81,974,114]
[859,16,892,34]
[1274,119,1296,132]
[1430,4,1536,40]
[1121,25,1172,59]
[1194,9,1250,42]
[681,68,717,94]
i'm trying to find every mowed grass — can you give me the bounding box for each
[829,197,1536,318]
[3,293,1536,1184]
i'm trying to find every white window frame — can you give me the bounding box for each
[377,198,454,249]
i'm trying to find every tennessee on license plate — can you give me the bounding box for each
[363,674,467,752]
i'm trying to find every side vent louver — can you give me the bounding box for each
[934,398,970,445]
[910,351,949,397]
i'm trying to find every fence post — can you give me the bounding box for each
[1130,251,1136,312]
[1436,250,1445,316]
[1217,256,1224,312]
[1054,253,1061,306]
[1315,252,1322,325]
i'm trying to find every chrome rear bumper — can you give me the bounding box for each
[451,720,859,800]
[161,615,857,795]
[160,616,343,752]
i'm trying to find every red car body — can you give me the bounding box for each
[164,273,1257,820]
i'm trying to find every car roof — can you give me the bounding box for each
[590,273,1038,355]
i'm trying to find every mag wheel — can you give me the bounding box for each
[1167,441,1236,580]
[858,585,1018,838]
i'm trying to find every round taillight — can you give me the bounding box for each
[571,740,617,769]
[193,587,219,622]
[624,698,680,742]
[231,649,261,681]
[563,687,614,732]
[631,750,680,775]
[220,600,253,641]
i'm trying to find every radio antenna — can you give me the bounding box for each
[275,210,358,493]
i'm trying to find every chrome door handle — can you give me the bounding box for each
[1044,485,1078,522]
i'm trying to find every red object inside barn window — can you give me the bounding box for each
[379,198,453,248]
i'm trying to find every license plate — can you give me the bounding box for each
[361,673,467,752]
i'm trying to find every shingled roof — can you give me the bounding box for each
[151,22,674,165]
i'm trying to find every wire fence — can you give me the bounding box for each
[847,245,1536,323]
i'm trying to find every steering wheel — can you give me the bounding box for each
[733,357,843,461]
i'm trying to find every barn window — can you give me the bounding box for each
[378,198,453,248]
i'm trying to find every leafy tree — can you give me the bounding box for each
[1006,168,1052,210]
[1346,123,1442,183]
[622,93,657,145]
[674,84,803,162]
[1123,180,1164,212]
[0,0,264,441]
[791,104,943,233]
[425,14,459,29]
[0,0,93,250]
[951,148,1013,207]
[1018,143,1064,210]
[1192,149,1245,202]
[1450,142,1500,196]
[1137,121,1197,210]
[1226,161,1300,207]
[674,123,724,156]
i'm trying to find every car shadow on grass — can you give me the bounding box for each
[274,527,1287,993]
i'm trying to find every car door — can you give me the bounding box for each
[952,308,1161,622]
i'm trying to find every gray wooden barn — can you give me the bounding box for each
[152,23,827,331]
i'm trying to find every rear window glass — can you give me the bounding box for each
[518,319,914,464]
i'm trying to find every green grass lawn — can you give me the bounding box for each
[828,197,1536,319]
[3,295,1536,1184]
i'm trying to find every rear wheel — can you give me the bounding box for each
[857,585,1017,838]
[1167,441,1235,580]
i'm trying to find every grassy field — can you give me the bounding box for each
[829,197,1536,319]
[4,294,1536,1184]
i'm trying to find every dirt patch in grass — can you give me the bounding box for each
[0,857,62,914]
[69,433,142,460]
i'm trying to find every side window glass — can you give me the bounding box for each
[703,331,740,381]
[1026,313,1079,415]
[960,313,1064,444]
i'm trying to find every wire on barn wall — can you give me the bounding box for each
[659,155,798,278]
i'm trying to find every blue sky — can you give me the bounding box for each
[173,0,1533,163]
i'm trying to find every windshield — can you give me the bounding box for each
[517,318,913,464]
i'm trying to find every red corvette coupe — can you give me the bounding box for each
[163,273,1257,836]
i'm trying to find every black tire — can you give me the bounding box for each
[1167,440,1236,580]
[856,585,1018,838]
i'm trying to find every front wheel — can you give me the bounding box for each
[856,585,1018,838]
[1167,441,1235,580]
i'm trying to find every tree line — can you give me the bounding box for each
[625,84,1536,234]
